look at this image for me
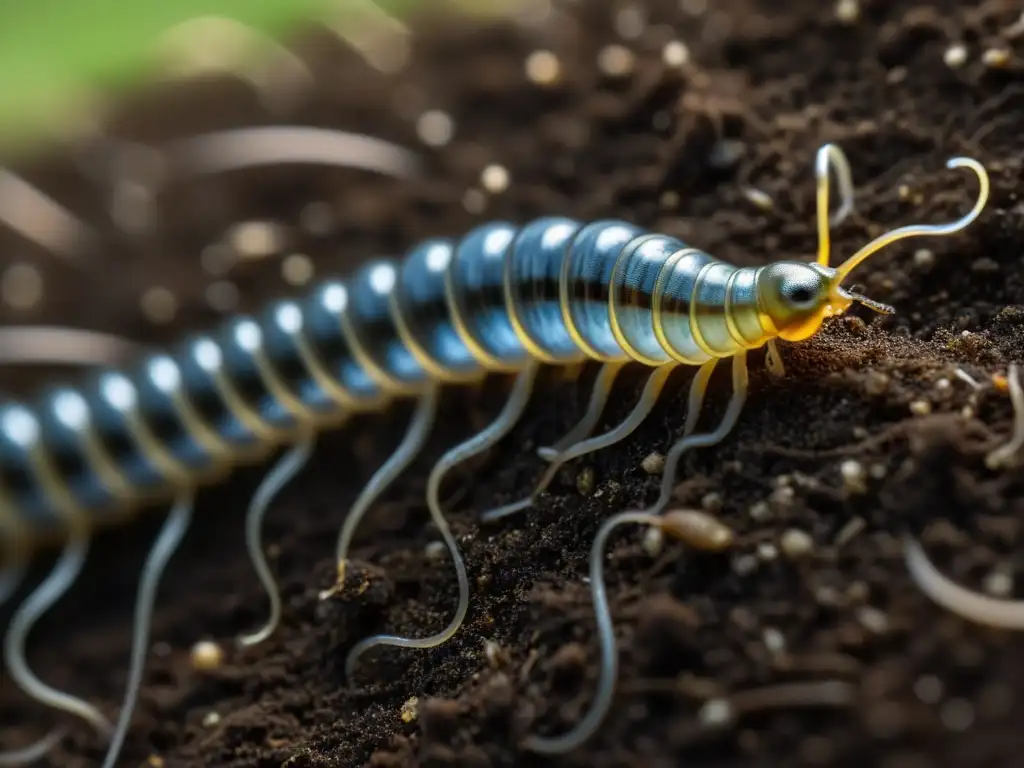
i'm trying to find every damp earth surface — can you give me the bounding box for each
[3,1,1024,767]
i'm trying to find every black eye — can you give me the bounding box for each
[786,285,814,304]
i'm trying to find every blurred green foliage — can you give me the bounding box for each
[0,0,490,151]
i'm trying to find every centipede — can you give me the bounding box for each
[0,140,995,767]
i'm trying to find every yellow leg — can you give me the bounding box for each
[765,339,785,379]
[648,352,749,517]
[481,363,683,524]
[344,362,540,679]
[537,362,627,461]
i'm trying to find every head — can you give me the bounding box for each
[756,144,990,345]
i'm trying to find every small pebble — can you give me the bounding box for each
[598,44,636,77]
[2,263,44,310]
[190,640,225,672]
[701,491,723,512]
[481,164,510,194]
[780,528,815,559]
[913,248,935,269]
[643,525,664,557]
[914,674,944,704]
[141,287,178,324]
[909,399,932,416]
[839,460,867,494]
[483,639,508,668]
[205,280,239,313]
[856,605,889,634]
[424,540,447,560]
[416,110,455,146]
[202,711,221,727]
[733,554,759,576]
[576,466,595,495]
[835,0,859,24]
[940,698,974,731]
[757,542,779,562]
[982,48,1011,68]
[749,501,772,521]
[763,627,786,654]
[282,253,314,286]
[400,696,419,723]
[741,186,775,212]
[944,43,968,69]
[227,220,286,259]
[462,188,487,215]
[525,50,562,86]
[982,568,1013,597]
[699,698,735,727]
[662,40,690,67]
[641,451,665,474]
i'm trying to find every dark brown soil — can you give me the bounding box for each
[3,1,1024,766]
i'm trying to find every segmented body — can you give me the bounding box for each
[0,217,779,552]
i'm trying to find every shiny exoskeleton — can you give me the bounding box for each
[0,216,838,552]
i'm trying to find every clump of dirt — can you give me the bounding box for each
[3,1,1024,767]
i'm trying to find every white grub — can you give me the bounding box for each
[481,164,510,194]
[780,528,815,559]
[141,287,178,324]
[662,40,690,67]
[943,43,968,69]
[641,451,665,475]
[190,639,225,671]
[1,263,43,310]
[839,459,867,495]
[835,0,860,25]
[282,253,315,286]
[416,109,456,147]
[903,535,1024,629]
[741,185,775,212]
[986,364,1024,469]
[525,50,562,86]
[598,44,636,77]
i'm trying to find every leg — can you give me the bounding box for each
[100,493,194,768]
[523,509,734,754]
[1,515,110,766]
[344,362,539,679]
[322,385,439,600]
[238,436,314,647]
[537,362,626,461]
[765,339,785,380]
[648,352,749,517]
[482,363,689,524]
